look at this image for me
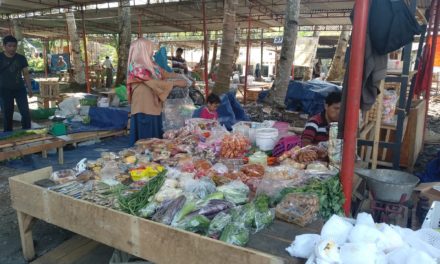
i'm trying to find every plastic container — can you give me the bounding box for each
[256,128,279,151]
[248,151,268,166]
[50,122,67,136]
[30,108,57,120]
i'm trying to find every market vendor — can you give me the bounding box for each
[127,38,188,146]
[301,91,341,146]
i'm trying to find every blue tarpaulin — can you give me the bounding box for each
[89,107,129,130]
[258,80,341,116]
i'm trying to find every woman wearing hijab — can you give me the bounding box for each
[127,38,187,146]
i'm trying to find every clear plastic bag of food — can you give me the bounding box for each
[256,177,305,202]
[207,211,232,238]
[231,203,256,228]
[275,193,319,227]
[152,195,187,225]
[163,90,196,131]
[293,145,328,164]
[174,214,211,234]
[182,177,216,199]
[216,180,250,205]
[240,164,265,178]
[219,133,250,159]
[264,166,305,181]
[220,222,250,247]
[253,194,275,232]
[138,202,160,218]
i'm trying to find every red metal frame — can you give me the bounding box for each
[340,0,370,216]
[244,6,252,104]
[423,0,440,142]
[81,7,91,93]
[202,0,209,97]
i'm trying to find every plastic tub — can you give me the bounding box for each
[256,128,279,151]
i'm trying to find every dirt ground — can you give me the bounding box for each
[1,97,439,263]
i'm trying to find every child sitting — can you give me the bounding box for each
[200,93,221,120]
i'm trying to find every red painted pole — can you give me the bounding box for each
[244,7,252,105]
[423,0,440,142]
[81,7,91,93]
[339,0,370,216]
[202,0,210,97]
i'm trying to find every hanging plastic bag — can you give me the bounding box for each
[163,88,195,131]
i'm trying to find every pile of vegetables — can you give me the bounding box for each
[273,174,344,219]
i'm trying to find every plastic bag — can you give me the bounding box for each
[355,212,375,227]
[171,198,198,225]
[217,180,250,205]
[220,222,250,247]
[207,211,232,238]
[219,133,250,159]
[275,193,319,227]
[348,224,388,252]
[175,214,211,234]
[314,239,341,263]
[253,194,274,232]
[152,195,186,225]
[376,223,405,253]
[138,202,159,218]
[192,199,234,220]
[231,203,256,228]
[340,243,377,264]
[240,164,265,178]
[382,89,398,124]
[163,89,195,131]
[154,186,183,203]
[264,166,305,181]
[286,234,321,259]
[320,215,353,245]
[182,178,216,199]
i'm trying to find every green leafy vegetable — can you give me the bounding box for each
[220,223,250,247]
[176,215,211,234]
[207,212,232,238]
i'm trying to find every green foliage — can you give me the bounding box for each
[28,57,45,72]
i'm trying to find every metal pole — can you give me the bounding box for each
[202,0,209,97]
[81,7,91,93]
[339,0,370,216]
[423,0,440,144]
[260,28,264,77]
[244,6,252,104]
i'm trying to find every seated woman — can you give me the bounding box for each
[55,56,67,72]
[301,91,341,146]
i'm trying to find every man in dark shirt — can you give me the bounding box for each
[169,47,188,74]
[0,35,33,131]
[302,91,342,146]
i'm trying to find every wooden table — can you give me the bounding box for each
[0,135,64,164]
[10,167,321,264]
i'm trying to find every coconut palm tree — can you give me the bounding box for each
[212,0,238,95]
[326,25,351,82]
[115,0,132,86]
[264,0,301,107]
[66,12,86,85]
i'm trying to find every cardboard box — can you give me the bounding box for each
[415,182,440,205]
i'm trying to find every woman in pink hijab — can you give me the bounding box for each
[127,38,187,145]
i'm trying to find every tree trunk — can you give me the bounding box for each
[264,0,301,107]
[303,25,319,81]
[326,25,350,82]
[12,20,25,56]
[209,41,218,76]
[212,0,238,96]
[232,27,241,72]
[66,12,86,85]
[115,0,132,86]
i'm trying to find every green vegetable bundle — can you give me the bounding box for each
[253,194,274,232]
[273,174,345,220]
[220,223,250,247]
[118,170,167,215]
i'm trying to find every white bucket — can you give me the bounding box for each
[256,128,279,151]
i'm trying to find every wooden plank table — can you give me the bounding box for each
[0,135,64,164]
[58,130,127,147]
[10,167,320,264]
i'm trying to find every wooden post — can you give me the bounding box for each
[81,7,91,93]
[17,211,36,261]
[371,80,385,169]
